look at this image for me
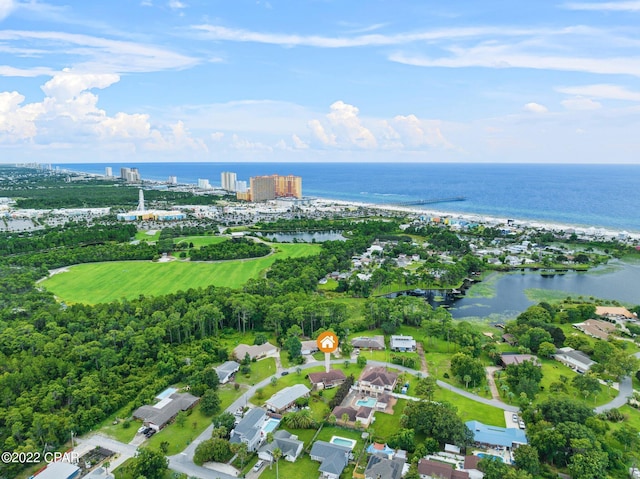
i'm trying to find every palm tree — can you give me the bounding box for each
[272,447,282,479]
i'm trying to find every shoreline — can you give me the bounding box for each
[315,198,640,241]
[52,165,640,239]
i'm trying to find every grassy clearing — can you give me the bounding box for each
[42,243,321,304]
[433,387,505,427]
[372,398,407,440]
[134,230,161,242]
[234,358,277,386]
[173,235,226,247]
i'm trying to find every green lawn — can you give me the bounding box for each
[135,230,161,242]
[372,398,407,440]
[174,235,226,247]
[234,358,277,386]
[41,243,321,304]
[434,387,505,427]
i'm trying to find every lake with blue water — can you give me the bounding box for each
[58,162,640,313]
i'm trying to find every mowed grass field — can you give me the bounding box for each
[42,243,321,304]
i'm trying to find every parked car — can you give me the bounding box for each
[281,371,289,376]
[512,414,518,423]
[145,429,156,438]
[519,420,526,429]
[253,460,264,472]
[137,426,147,434]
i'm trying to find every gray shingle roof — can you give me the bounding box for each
[258,430,302,459]
[365,455,405,479]
[266,384,310,411]
[310,440,350,476]
[132,392,199,429]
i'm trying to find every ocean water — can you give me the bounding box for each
[57,162,640,232]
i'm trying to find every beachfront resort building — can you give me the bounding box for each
[236,174,303,202]
[221,171,238,192]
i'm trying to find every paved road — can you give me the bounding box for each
[87,352,637,478]
[594,352,640,413]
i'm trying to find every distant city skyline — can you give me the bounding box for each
[1,1,640,164]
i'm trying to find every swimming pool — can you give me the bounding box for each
[262,418,280,433]
[355,397,377,408]
[156,387,177,400]
[330,436,357,450]
[477,453,503,462]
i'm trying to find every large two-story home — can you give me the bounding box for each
[358,366,398,397]
[229,408,268,452]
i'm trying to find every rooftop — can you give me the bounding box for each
[266,384,310,410]
[466,420,528,448]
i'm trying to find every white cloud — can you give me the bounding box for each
[562,1,640,11]
[389,44,640,77]
[308,119,337,146]
[0,0,16,21]
[524,102,548,113]
[168,0,186,9]
[325,101,377,149]
[230,134,273,151]
[0,30,199,74]
[306,102,452,151]
[556,84,640,101]
[291,134,308,149]
[211,131,225,141]
[561,97,602,110]
[41,70,119,100]
[192,24,552,49]
[0,91,40,140]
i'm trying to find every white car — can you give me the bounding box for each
[253,460,264,472]
[519,420,526,429]
[512,414,518,423]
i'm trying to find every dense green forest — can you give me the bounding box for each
[189,238,271,261]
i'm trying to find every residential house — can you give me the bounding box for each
[554,347,595,373]
[358,366,398,397]
[230,408,268,452]
[308,370,347,390]
[301,340,319,355]
[133,392,200,431]
[35,462,80,479]
[466,420,528,450]
[375,392,393,410]
[367,442,395,459]
[351,336,385,350]
[390,335,417,352]
[310,440,351,479]
[501,334,517,346]
[462,455,484,479]
[499,353,539,367]
[356,406,375,427]
[595,306,635,320]
[573,319,617,341]
[265,384,310,413]
[233,342,278,361]
[257,430,303,463]
[333,406,358,423]
[364,455,405,479]
[215,360,240,384]
[418,459,470,479]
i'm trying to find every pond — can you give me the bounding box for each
[449,259,640,321]
[255,231,346,242]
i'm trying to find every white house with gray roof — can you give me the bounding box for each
[554,347,596,373]
[215,360,240,384]
[258,430,303,463]
[229,408,268,451]
[310,440,351,479]
[265,384,310,413]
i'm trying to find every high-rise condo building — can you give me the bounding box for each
[243,174,302,202]
[221,171,238,192]
[105,167,112,177]
[198,178,211,189]
[120,167,140,182]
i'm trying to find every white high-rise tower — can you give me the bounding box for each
[137,189,145,212]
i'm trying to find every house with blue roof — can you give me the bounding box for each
[465,420,528,450]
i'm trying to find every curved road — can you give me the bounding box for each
[81,354,637,479]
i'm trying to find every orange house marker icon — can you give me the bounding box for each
[317,331,338,353]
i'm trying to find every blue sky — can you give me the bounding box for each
[1,0,640,163]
